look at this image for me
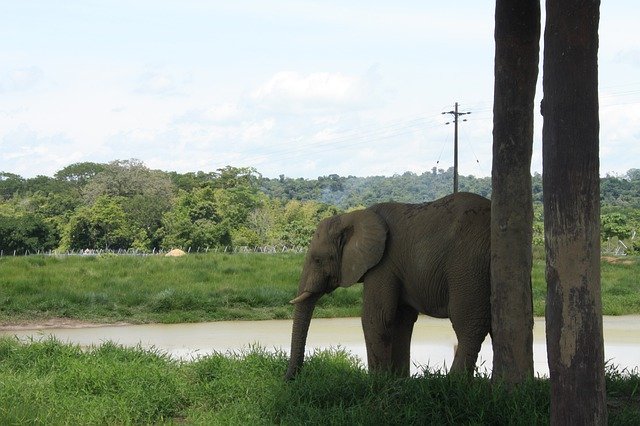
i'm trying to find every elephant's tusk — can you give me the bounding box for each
[289,291,314,304]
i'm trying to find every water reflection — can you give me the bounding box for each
[2,316,638,377]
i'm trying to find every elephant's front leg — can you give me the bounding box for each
[361,275,403,374]
[391,304,418,376]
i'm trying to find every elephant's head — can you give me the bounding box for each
[285,209,387,380]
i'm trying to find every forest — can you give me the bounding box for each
[0,159,639,254]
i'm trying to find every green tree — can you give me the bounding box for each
[159,188,231,250]
[601,212,631,241]
[167,171,216,192]
[0,213,57,253]
[82,159,175,247]
[274,200,339,247]
[54,162,106,189]
[626,168,640,181]
[0,172,25,200]
[212,166,261,190]
[61,196,136,250]
[23,175,69,195]
[83,159,174,202]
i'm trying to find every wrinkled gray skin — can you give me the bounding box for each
[285,192,491,380]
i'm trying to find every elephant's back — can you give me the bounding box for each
[371,193,491,317]
[372,192,490,236]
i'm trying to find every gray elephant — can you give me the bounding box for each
[285,192,491,380]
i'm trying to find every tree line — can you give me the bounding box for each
[0,159,638,254]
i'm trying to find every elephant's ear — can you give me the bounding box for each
[339,209,388,287]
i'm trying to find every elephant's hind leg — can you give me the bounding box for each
[391,304,418,376]
[450,316,490,375]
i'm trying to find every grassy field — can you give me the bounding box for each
[0,251,638,325]
[1,253,638,424]
[1,337,638,424]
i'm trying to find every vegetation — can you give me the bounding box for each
[1,160,639,255]
[0,252,638,326]
[0,337,637,424]
[0,253,362,324]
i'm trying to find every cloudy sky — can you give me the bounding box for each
[1,1,638,179]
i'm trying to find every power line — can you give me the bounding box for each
[229,83,640,175]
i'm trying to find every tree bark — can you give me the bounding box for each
[491,0,540,385]
[542,0,607,424]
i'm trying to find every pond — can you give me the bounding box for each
[2,316,639,376]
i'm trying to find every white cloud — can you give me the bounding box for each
[134,69,188,96]
[0,67,43,92]
[252,71,370,112]
[0,127,84,176]
[242,119,274,141]
[177,103,243,124]
[613,49,640,67]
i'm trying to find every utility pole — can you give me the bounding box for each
[442,102,471,193]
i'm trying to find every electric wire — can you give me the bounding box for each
[231,83,640,173]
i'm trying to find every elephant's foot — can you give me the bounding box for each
[450,343,480,375]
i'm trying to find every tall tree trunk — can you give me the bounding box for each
[491,0,540,385]
[542,0,607,424]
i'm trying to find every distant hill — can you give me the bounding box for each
[261,167,640,210]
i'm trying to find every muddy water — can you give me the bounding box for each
[2,316,639,376]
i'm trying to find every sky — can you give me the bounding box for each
[1,1,639,180]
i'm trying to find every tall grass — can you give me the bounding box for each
[0,252,638,325]
[530,250,640,316]
[0,337,638,424]
[0,253,363,324]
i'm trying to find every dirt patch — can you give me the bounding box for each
[0,318,130,331]
[165,248,186,257]
[602,256,636,266]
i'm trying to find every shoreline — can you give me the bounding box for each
[2,314,639,332]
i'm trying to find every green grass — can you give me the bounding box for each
[0,253,363,324]
[600,256,640,315]
[0,252,638,325]
[0,337,637,424]
[531,251,640,316]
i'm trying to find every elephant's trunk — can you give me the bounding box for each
[285,292,321,380]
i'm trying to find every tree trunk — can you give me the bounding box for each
[491,0,540,385]
[542,0,607,424]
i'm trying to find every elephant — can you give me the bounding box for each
[285,192,491,380]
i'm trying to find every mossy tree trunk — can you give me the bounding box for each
[542,0,607,424]
[491,0,540,385]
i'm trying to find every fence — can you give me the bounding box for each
[0,245,308,257]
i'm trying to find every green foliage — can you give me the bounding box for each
[274,200,339,247]
[60,196,137,250]
[158,187,231,250]
[54,161,106,187]
[82,159,174,203]
[2,161,640,252]
[0,338,187,423]
[0,213,57,254]
[602,212,632,241]
[0,172,25,200]
[0,339,637,424]
[0,253,309,324]
[0,252,636,325]
[533,203,544,246]
[600,256,640,315]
